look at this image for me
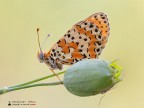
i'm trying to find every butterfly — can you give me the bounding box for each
[37,12,110,72]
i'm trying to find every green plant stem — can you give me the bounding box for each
[0,71,65,95]
[0,82,62,95]
[11,71,64,88]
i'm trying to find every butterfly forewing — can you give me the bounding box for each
[46,12,110,65]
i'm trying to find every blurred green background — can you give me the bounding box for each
[0,0,144,108]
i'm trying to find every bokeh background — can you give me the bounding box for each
[0,0,144,108]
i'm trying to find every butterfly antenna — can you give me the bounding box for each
[42,34,50,49]
[37,28,42,52]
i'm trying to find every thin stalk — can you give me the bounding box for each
[11,71,64,88]
[0,81,62,95]
[0,71,65,95]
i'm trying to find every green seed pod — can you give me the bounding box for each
[63,59,122,97]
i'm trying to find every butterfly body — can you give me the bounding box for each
[37,12,110,70]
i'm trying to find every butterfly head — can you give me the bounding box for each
[37,51,63,70]
[37,51,45,63]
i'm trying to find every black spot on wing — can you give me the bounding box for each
[82,54,87,58]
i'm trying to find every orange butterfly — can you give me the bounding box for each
[37,12,110,81]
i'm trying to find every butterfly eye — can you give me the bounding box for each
[38,52,44,63]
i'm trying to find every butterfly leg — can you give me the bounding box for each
[49,68,63,84]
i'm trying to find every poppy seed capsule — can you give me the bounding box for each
[63,59,122,97]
